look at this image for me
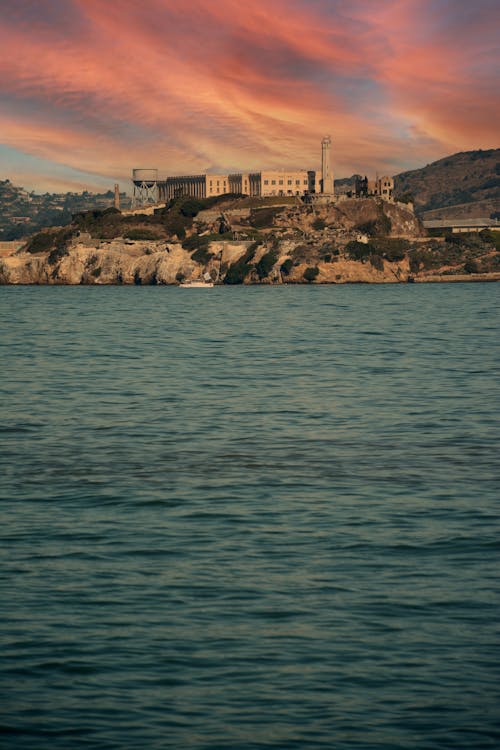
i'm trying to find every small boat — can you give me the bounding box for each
[179,279,214,288]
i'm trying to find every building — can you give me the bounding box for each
[136,136,394,205]
[157,169,314,202]
[355,175,394,200]
[373,176,394,200]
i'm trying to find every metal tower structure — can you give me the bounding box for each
[131,169,159,208]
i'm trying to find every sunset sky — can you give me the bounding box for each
[1,0,499,193]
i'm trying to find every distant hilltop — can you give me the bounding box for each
[1,147,499,241]
[394,149,500,220]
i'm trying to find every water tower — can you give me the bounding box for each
[132,168,159,208]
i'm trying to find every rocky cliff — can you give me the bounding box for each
[1,197,499,285]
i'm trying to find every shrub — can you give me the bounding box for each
[312,217,326,231]
[124,228,160,240]
[398,192,414,204]
[248,207,282,229]
[255,249,278,279]
[291,244,311,263]
[479,229,500,251]
[182,234,209,251]
[345,240,372,261]
[191,246,214,264]
[164,216,187,239]
[480,177,500,190]
[47,244,69,265]
[369,254,384,271]
[179,198,205,217]
[356,210,392,237]
[371,238,409,261]
[464,259,479,274]
[26,232,55,254]
[303,266,319,282]
[91,266,102,278]
[223,242,260,284]
[280,258,293,275]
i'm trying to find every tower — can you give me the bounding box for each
[321,136,334,195]
[131,169,159,208]
[114,183,120,210]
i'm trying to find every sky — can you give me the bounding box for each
[0,0,499,193]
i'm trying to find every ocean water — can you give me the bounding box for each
[1,283,499,750]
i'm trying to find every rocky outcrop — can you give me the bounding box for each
[1,197,498,285]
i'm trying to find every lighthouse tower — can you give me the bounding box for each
[321,135,334,195]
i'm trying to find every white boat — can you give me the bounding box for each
[179,279,214,288]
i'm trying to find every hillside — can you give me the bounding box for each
[0,179,131,240]
[1,195,499,285]
[394,149,500,219]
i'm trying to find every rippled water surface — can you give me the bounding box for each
[1,284,499,749]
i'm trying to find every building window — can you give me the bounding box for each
[296,180,300,185]
[303,180,307,185]
[287,180,292,185]
[271,180,276,185]
[264,180,269,185]
[279,180,283,185]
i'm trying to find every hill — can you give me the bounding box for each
[394,149,500,219]
[0,179,131,240]
[1,195,499,285]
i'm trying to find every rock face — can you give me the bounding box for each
[1,197,498,285]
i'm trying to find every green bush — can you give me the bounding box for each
[248,207,283,229]
[182,234,209,251]
[255,249,278,279]
[398,192,414,204]
[479,229,500,251]
[48,244,69,265]
[124,228,161,240]
[303,266,319,282]
[223,242,260,284]
[371,238,409,261]
[280,258,293,276]
[191,246,214,264]
[369,254,384,271]
[464,259,479,274]
[164,215,187,239]
[345,240,372,261]
[312,217,326,231]
[356,211,392,237]
[179,198,205,217]
[25,232,55,254]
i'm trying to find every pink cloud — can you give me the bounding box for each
[0,0,497,190]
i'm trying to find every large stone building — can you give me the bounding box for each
[135,135,392,205]
[157,169,315,201]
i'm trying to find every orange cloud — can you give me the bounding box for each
[0,0,497,191]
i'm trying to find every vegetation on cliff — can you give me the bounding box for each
[1,193,499,285]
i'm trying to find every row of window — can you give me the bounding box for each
[263,179,308,186]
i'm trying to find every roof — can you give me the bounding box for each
[423,218,499,229]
